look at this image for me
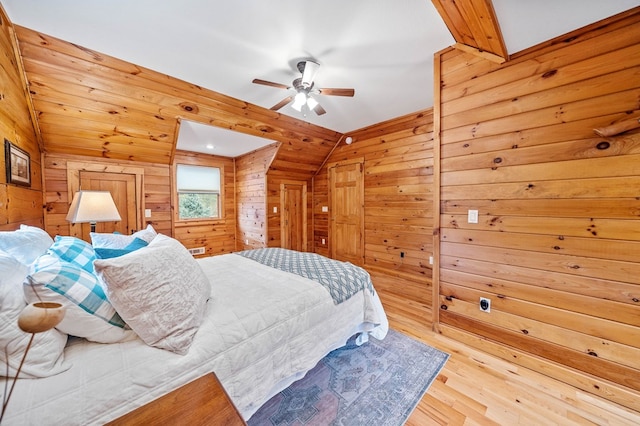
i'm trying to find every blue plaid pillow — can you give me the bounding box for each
[48,236,96,273]
[28,254,126,328]
[95,237,148,259]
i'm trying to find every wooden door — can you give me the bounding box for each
[280,181,307,251]
[78,171,137,241]
[329,160,364,265]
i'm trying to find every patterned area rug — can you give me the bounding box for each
[248,329,449,426]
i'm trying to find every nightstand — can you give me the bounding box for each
[107,373,246,425]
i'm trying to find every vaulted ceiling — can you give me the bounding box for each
[2,0,637,160]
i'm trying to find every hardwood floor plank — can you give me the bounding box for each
[375,273,640,425]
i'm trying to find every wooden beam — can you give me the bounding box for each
[432,0,508,62]
[454,42,506,64]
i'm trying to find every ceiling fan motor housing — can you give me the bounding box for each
[292,77,312,93]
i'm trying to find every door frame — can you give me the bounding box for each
[279,180,307,251]
[67,161,144,238]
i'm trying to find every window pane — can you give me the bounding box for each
[178,193,219,219]
[177,164,220,192]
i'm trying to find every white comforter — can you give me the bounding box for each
[2,253,388,425]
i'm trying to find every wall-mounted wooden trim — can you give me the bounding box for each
[431,48,446,333]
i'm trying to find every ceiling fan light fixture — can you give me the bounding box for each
[306,96,318,110]
[300,60,320,87]
[292,92,306,111]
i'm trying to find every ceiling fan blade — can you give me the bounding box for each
[317,88,355,97]
[252,78,290,90]
[270,96,294,111]
[301,60,320,87]
[313,103,327,116]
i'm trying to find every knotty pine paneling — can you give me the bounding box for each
[435,8,640,411]
[12,24,341,248]
[44,150,237,255]
[173,151,235,256]
[314,110,435,315]
[265,138,338,251]
[43,153,171,238]
[13,25,340,165]
[0,5,43,231]
[236,144,278,250]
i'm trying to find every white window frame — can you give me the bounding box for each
[176,163,223,221]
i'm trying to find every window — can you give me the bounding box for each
[176,164,221,220]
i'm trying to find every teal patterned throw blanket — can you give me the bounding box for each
[236,248,374,304]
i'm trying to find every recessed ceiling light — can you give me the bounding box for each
[206,144,214,150]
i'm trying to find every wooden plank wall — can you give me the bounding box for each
[435,9,640,411]
[266,135,339,250]
[172,150,236,256]
[314,111,435,326]
[11,24,341,248]
[0,5,43,231]
[44,150,237,256]
[43,153,171,237]
[235,144,278,250]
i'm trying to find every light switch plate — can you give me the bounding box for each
[468,209,479,224]
[144,208,152,218]
[322,206,329,213]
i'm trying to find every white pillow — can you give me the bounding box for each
[90,224,157,249]
[0,250,69,378]
[25,254,137,344]
[0,225,53,265]
[94,234,211,355]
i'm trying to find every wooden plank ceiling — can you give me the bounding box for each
[431,0,508,62]
[13,27,340,166]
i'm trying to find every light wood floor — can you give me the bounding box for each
[381,302,640,425]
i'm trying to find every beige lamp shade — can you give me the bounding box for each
[66,190,121,224]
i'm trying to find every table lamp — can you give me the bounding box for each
[65,190,122,232]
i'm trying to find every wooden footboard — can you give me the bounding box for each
[106,373,246,425]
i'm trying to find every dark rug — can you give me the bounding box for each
[248,329,449,426]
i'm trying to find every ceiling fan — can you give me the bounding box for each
[252,60,355,116]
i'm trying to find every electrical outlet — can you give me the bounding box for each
[479,297,491,312]
[321,238,326,245]
[429,256,434,265]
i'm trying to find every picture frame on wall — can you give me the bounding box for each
[5,139,31,187]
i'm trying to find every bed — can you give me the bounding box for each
[0,225,388,425]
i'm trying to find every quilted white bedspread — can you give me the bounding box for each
[2,253,388,425]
